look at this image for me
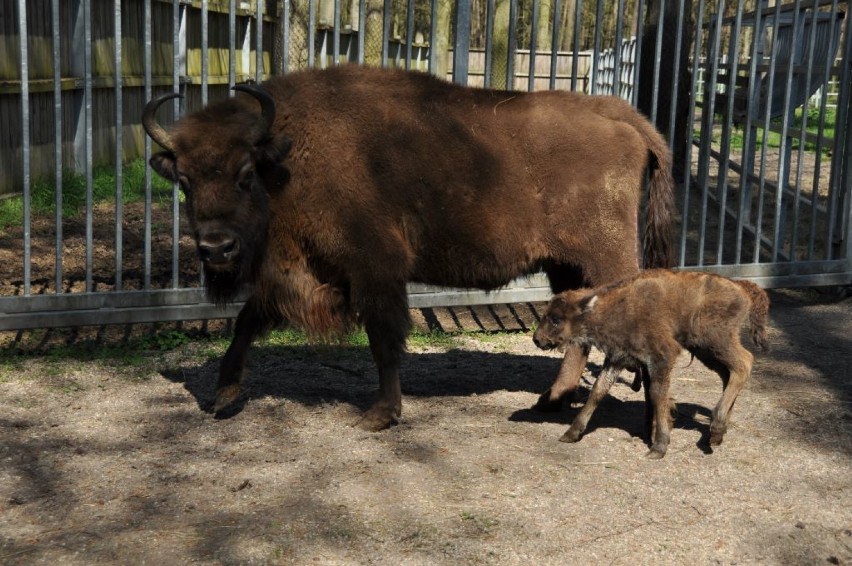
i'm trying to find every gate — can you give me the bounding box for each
[1,0,851,330]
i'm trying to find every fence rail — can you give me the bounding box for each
[1,0,851,331]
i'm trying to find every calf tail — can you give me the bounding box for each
[736,280,771,352]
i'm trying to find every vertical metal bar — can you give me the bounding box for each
[679,0,706,267]
[229,0,236,90]
[791,0,821,260]
[666,0,685,147]
[649,0,665,123]
[826,1,851,259]
[484,0,495,87]
[696,0,725,267]
[713,0,745,265]
[590,0,603,94]
[359,0,367,66]
[84,0,94,292]
[114,0,123,290]
[549,0,561,90]
[52,0,63,293]
[809,0,840,260]
[752,0,784,263]
[612,0,625,98]
[428,0,437,72]
[404,0,414,69]
[772,0,804,262]
[18,0,31,296]
[632,0,645,106]
[734,0,764,264]
[282,0,291,72]
[570,0,581,92]
[172,0,181,288]
[507,0,517,88]
[144,0,152,289]
[381,0,390,68]
[202,0,209,104]
[453,0,472,84]
[256,0,264,82]
[528,0,539,92]
[334,0,342,65]
[307,0,316,68]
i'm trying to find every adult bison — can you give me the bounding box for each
[143,65,676,431]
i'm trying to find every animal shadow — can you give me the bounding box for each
[510,385,716,453]
[160,345,562,419]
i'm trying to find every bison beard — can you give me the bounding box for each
[142,65,677,431]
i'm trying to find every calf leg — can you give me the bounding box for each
[560,364,620,443]
[708,344,753,446]
[214,298,272,412]
[534,344,590,411]
[646,357,676,459]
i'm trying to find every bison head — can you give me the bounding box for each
[533,291,598,351]
[143,86,292,303]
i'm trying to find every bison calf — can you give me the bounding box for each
[533,269,769,459]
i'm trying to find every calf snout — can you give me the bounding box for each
[533,330,556,350]
[197,232,240,266]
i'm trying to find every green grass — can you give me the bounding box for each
[0,158,174,231]
[704,106,836,155]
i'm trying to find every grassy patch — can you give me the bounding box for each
[704,107,836,154]
[0,158,174,231]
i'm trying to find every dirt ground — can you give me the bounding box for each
[0,288,850,565]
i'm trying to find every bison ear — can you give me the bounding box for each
[150,151,178,183]
[256,134,292,165]
[579,294,598,313]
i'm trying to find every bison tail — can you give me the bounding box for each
[736,280,771,352]
[637,117,677,269]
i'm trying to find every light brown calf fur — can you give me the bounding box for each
[533,269,770,459]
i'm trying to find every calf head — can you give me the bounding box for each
[533,290,598,350]
[143,86,292,303]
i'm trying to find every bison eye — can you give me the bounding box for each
[547,314,562,326]
[177,174,191,194]
[237,163,255,192]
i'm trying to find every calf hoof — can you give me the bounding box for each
[354,401,400,432]
[645,444,668,459]
[213,384,241,413]
[559,426,583,443]
[709,431,725,446]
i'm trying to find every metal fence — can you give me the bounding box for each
[1,0,851,331]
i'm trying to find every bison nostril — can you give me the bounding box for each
[198,234,238,264]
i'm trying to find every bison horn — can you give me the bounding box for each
[142,92,182,153]
[233,84,276,145]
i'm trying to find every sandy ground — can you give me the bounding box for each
[0,288,850,565]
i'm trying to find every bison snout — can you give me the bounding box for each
[197,232,240,266]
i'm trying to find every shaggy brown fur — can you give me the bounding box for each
[533,269,770,458]
[145,66,677,430]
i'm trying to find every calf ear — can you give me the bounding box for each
[149,151,178,183]
[579,294,598,313]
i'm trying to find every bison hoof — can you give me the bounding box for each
[533,388,580,412]
[559,427,583,443]
[645,447,667,459]
[213,384,242,413]
[354,402,400,432]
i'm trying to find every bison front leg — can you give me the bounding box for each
[355,289,411,431]
[534,344,590,411]
[214,298,268,413]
